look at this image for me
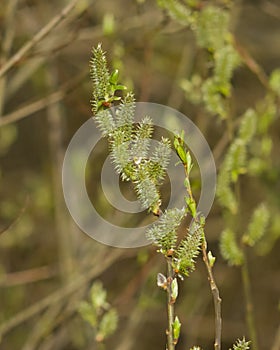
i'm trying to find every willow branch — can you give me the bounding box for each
[0,0,80,78]
[166,258,175,350]
[182,159,222,350]
[202,243,222,350]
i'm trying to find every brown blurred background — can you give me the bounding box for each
[0,1,279,349]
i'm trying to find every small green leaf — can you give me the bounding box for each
[109,69,119,85]
[207,251,216,267]
[174,135,188,164]
[186,151,193,174]
[176,145,187,164]
[114,84,127,90]
[173,316,181,341]
[171,278,178,302]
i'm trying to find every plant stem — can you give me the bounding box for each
[202,243,222,350]
[183,161,222,350]
[241,251,259,350]
[166,258,175,350]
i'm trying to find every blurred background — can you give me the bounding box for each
[0,1,279,349]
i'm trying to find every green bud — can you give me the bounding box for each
[173,316,181,341]
[186,151,193,174]
[207,251,216,267]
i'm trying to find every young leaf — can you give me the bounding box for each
[207,250,216,267]
[173,316,181,341]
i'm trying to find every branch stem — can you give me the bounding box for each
[202,243,222,350]
[166,258,175,350]
[183,157,222,350]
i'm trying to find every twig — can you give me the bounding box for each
[0,195,29,236]
[0,71,86,127]
[232,37,271,92]
[0,265,56,287]
[0,90,64,126]
[201,243,222,350]
[241,251,259,350]
[46,63,75,282]
[260,1,280,20]
[166,258,175,350]
[0,0,80,78]
[182,159,222,350]
[0,0,18,115]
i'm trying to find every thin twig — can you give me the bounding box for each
[0,0,19,115]
[260,1,280,20]
[232,37,271,92]
[46,63,75,282]
[0,195,29,236]
[183,161,222,350]
[241,251,259,350]
[0,0,80,78]
[0,71,86,126]
[166,258,175,350]
[0,265,56,287]
[202,243,222,350]
[0,90,64,126]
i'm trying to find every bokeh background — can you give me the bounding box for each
[0,1,279,349]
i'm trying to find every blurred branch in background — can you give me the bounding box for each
[0,0,80,79]
[0,0,18,116]
[46,62,76,282]
[0,265,56,287]
[0,248,123,339]
[0,71,87,127]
